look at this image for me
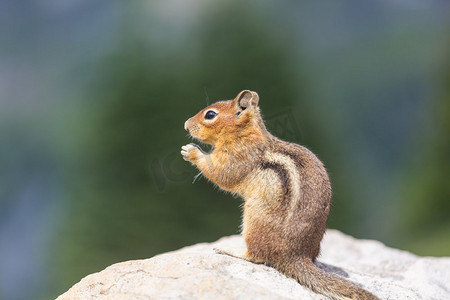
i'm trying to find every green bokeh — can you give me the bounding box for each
[1,2,449,300]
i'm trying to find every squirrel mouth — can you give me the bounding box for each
[184,121,214,152]
[187,134,214,154]
[190,140,214,154]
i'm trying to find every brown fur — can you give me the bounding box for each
[181,90,378,300]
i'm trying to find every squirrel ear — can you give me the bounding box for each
[235,90,259,111]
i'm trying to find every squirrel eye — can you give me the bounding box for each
[204,110,217,120]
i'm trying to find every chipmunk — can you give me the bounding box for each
[181,90,378,300]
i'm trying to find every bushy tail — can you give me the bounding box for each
[283,258,378,300]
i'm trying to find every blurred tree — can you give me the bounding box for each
[48,1,314,298]
[400,41,450,256]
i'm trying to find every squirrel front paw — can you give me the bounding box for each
[181,143,201,162]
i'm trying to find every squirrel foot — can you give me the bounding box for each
[181,143,201,162]
[214,248,264,264]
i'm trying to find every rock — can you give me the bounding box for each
[56,229,450,300]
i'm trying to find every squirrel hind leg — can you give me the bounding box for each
[214,248,265,264]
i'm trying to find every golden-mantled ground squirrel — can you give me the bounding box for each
[181,90,378,300]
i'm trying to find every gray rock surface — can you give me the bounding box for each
[56,229,450,299]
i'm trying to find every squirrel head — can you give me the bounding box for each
[184,90,267,146]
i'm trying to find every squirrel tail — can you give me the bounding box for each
[282,258,378,300]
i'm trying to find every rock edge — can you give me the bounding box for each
[56,229,450,300]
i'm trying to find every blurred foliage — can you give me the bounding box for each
[0,2,443,299]
[398,37,450,255]
[49,1,314,296]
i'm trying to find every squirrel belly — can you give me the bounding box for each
[181,90,378,300]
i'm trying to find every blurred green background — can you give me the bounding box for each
[1,1,449,300]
